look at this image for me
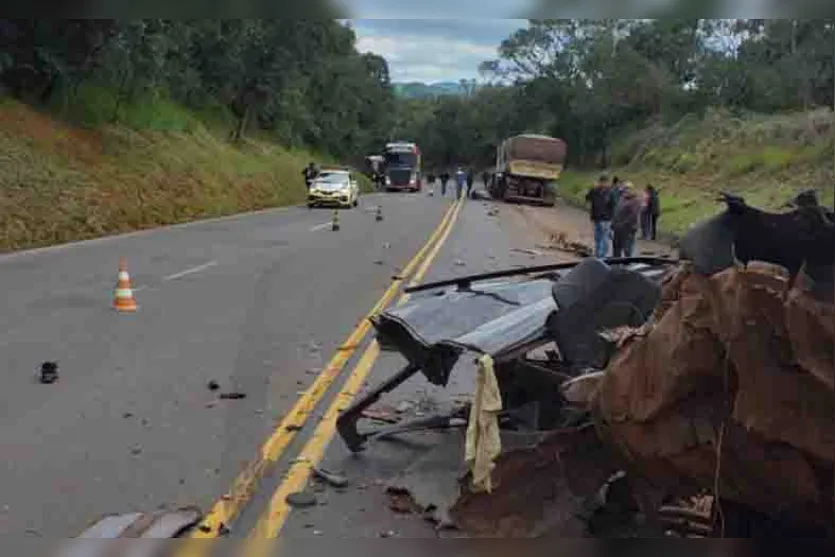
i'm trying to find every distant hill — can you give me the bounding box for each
[393,82,467,99]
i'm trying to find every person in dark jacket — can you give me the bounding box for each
[455,167,466,199]
[610,176,624,207]
[466,169,475,198]
[646,185,660,240]
[640,185,651,239]
[585,173,615,258]
[440,171,450,197]
[482,170,490,190]
[612,181,642,257]
[303,162,319,190]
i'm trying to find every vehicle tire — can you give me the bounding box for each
[308,203,314,209]
[353,199,359,208]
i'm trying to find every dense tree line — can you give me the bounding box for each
[0,19,393,160]
[396,19,835,170]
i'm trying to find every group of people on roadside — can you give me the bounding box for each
[585,174,661,259]
[426,167,481,199]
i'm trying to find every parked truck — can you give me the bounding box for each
[382,141,422,192]
[489,134,567,207]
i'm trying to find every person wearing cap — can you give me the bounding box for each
[585,173,615,258]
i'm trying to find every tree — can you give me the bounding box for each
[414,19,834,170]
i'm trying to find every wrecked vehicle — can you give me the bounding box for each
[336,194,834,539]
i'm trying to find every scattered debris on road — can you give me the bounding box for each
[312,467,350,489]
[511,247,543,257]
[37,361,59,384]
[286,491,318,509]
[330,198,833,539]
[55,507,202,547]
[542,232,593,258]
[361,408,400,424]
[218,392,247,400]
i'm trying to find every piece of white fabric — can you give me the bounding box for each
[465,354,503,494]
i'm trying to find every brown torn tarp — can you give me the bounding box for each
[450,426,619,538]
[591,262,834,533]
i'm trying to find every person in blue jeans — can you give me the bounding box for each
[585,174,615,258]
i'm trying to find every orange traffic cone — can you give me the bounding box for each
[113,259,138,312]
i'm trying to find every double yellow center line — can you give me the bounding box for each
[179,197,464,551]
[244,196,464,551]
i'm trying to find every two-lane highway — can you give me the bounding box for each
[0,193,453,542]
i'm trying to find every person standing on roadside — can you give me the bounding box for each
[640,185,652,239]
[647,185,660,240]
[482,170,490,191]
[466,168,475,198]
[455,167,466,199]
[303,161,319,190]
[612,181,642,258]
[609,176,624,208]
[585,174,615,259]
[440,170,450,197]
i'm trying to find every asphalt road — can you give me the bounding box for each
[2,185,659,551]
[0,192,450,542]
[275,191,567,543]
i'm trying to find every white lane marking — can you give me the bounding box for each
[0,206,301,264]
[163,261,218,282]
[309,222,333,232]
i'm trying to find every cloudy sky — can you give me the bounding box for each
[348,19,529,83]
[343,0,773,83]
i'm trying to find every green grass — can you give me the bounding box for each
[0,98,360,252]
[562,107,834,239]
[52,85,201,132]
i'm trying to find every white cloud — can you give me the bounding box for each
[351,19,526,83]
[344,0,533,18]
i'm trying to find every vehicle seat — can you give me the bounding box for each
[547,258,661,371]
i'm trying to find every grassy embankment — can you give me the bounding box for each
[559,108,834,238]
[0,89,370,253]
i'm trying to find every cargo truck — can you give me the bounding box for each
[489,134,567,207]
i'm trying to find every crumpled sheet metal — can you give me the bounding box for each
[593,262,834,531]
[373,260,673,386]
[55,507,201,557]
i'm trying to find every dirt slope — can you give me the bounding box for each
[0,101,319,252]
[559,108,834,238]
